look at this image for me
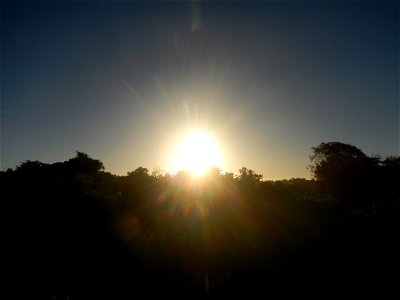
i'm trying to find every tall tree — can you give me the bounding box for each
[238,167,263,182]
[67,151,104,174]
[309,142,377,206]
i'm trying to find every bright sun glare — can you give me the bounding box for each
[172,131,222,176]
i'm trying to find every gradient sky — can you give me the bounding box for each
[1,1,399,179]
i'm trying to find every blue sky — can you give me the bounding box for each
[1,1,399,179]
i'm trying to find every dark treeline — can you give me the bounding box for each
[3,142,400,299]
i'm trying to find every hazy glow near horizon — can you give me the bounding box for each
[2,2,398,179]
[172,131,222,176]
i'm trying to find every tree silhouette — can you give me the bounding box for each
[68,151,104,174]
[3,146,400,299]
[309,142,378,207]
[151,166,164,178]
[127,166,149,177]
[238,167,263,182]
[16,160,48,172]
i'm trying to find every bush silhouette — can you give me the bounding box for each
[3,146,399,298]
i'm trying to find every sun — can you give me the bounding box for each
[172,131,222,176]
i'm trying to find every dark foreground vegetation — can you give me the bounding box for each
[3,142,399,299]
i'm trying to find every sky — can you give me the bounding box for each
[1,1,399,180]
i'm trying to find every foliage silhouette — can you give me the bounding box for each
[3,145,399,299]
[309,142,379,207]
[238,167,263,182]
